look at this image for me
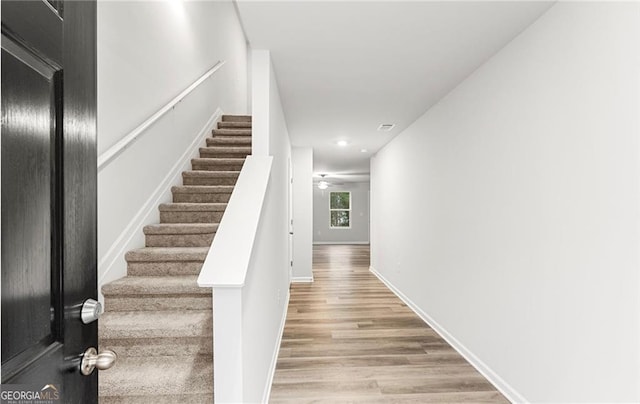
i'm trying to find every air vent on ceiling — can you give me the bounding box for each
[377,123,395,132]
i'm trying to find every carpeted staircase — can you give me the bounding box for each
[98,115,252,404]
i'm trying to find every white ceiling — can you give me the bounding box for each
[236,1,554,182]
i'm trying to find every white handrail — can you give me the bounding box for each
[97,60,226,170]
[198,155,273,287]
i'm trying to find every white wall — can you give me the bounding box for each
[97,0,248,287]
[371,3,639,403]
[242,49,292,403]
[292,148,313,281]
[314,182,370,244]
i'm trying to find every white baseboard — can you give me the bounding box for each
[263,289,290,403]
[291,276,314,283]
[97,108,224,299]
[369,265,526,404]
[313,241,370,245]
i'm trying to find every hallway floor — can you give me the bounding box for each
[269,245,508,403]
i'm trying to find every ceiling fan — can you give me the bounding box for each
[316,174,334,190]
[313,172,369,189]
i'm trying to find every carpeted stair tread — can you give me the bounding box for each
[143,223,218,235]
[212,128,252,136]
[182,170,239,186]
[191,157,246,164]
[159,202,227,212]
[191,157,245,171]
[102,275,208,296]
[201,146,251,154]
[222,114,251,122]
[145,229,216,247]
[101,334,212,358]
[172,186,234,203]
[125,247,208,262]
[199,146,251,158]
[99,310,212,340]
[98,355,213,398]
[102,275,212,310]
[172,185,235,194]
[183,170,240,177]
[218,121,251,129]
[159,203,226,224]
[100,314,212,356]
[206,136,252,146]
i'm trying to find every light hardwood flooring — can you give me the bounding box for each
[269,244,508,403]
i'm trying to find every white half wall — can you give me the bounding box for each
[292,148,313,281]
[371,3,639,402]
[97,0,248,289]
[245,49,292,403]
[314,182,370,244]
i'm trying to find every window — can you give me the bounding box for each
[330,191,351,228]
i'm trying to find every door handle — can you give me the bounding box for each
[80,347,117,375]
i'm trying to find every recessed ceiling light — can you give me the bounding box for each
[360,149,368,153]
[377,124,395,132]
[337,140,349,147]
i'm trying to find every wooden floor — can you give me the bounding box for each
[269,245,508,403]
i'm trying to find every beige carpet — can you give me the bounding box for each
[99,115,251,403]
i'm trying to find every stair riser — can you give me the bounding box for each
[206,137,251,146]
[127,262,203,276]
[99,355,213,396]
[105,295,212,311]
[99,337,212,357]
[199,150,250,159]
[191,162,244,171]
[182,176,238,186]
[160,211,224,224]
[212,129,252,136]
[218,121,251,129]
[145,233,214,248]
[173,192,231,203]
[222,115,251,122]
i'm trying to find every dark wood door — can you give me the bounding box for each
[1,1,97,402]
